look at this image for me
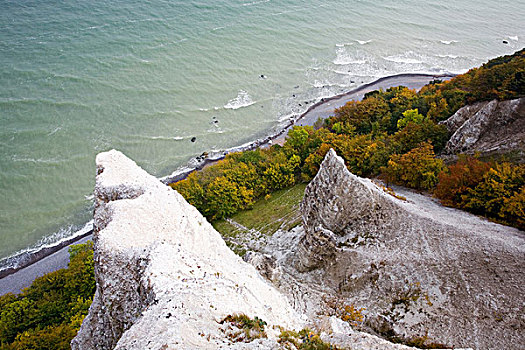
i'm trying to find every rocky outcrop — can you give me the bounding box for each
[440,98,525,159]
[71,150,304,349]
[288,149,525,349]
[73,150,440,350]
[297,149,399,271]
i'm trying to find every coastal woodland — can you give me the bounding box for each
[172,48,524,228]
[0,49,523,349]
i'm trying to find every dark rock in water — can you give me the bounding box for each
[260,74,266,79]
[294,85,299,89]
[292,94,296,97]
[190,137,196,142]
[503,40,509,44]
[298,103,302,107]
[321,98,325,102]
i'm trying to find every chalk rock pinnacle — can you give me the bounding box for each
[72,150,303,349]
[297,149,398,271]
[293,149,524,349]
[441,98,525,159]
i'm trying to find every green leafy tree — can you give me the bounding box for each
[170,172,205,210]
[390,119,449,154]
[397,109,425,129]
[0,242,95,349]
[205,177,254,220]
[463,162,525,224]
[330,96,391,134]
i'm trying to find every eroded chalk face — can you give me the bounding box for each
[72,150,304,350]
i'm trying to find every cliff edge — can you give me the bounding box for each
[71,150,303,349]
[440,97,525,160]
[72,149,519,349]
[289,149,524,349]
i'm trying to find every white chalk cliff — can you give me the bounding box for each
[72,149,522,349]
[440,97,525,159]
[71,150,305,349]
[281,149,524,349]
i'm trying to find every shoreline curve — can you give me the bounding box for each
[0,72,455,286]
[160,72,456,184]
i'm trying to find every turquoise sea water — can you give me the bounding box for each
[1,0,524,263]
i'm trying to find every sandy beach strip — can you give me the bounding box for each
[0,72,455,295]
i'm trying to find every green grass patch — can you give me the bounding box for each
[213,183,306,239]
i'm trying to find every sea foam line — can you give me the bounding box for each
[0,220,94,277]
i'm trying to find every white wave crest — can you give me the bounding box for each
[12,155,64,164]
[333,48,368,65]
[47,127,61,136]
[148,135,184,141]
[440,40,458,45]
[436,54,459,59]
[0,220,94,271]
[356,40,372,45]
[278,112,297,122]
[243,0,270,6]
[509,36,518,41]
[383,52,423,64]
[224,90,256,110]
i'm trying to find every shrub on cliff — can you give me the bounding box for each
[205,176,254,220]
[434,155,492,207]
[439,48,524,105]
[171,147,302,220]
[462,162,525,229]
[396,109,425,129]
[329,96,391,134]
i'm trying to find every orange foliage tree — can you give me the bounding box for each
[381,142,446,190]
[434,155,492,207]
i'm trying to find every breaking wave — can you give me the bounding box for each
[224,90,256,110]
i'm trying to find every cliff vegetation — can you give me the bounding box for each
[0,49,523,349]
[0,242,94,349]
[172,49,524,229]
